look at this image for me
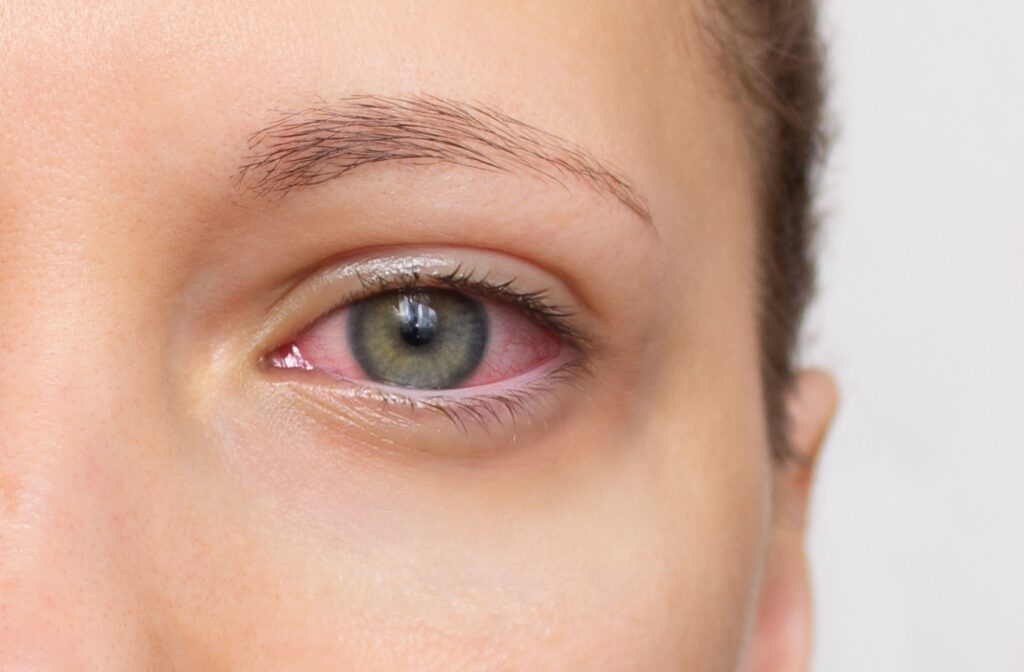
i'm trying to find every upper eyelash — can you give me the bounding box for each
[348,263,592,351]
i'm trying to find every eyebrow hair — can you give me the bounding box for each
[237,94,652,224]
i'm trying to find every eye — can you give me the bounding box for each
[350,289,488,389]
[267,283,569,391]
[255,250,594,440]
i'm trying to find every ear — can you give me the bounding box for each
[744,369,837,672]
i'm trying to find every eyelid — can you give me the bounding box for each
[250,247,597,366]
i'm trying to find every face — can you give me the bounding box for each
[0,1,834,670]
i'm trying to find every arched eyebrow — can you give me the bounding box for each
[236,94,652,225]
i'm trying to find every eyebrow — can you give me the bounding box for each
[236,94,652,225]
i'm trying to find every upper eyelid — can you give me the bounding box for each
[250,247,599,363]
[344,266,591,349]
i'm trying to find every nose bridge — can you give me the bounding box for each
[0,10,227,666]
[0,209,158,667]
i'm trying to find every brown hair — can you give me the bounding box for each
[700,1,828,459]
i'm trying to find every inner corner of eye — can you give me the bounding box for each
[265,342,314,371]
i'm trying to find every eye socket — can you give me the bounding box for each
[267,279,570,392]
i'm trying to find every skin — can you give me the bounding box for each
[0,1,836,670]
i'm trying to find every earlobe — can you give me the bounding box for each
[744,369,837,672]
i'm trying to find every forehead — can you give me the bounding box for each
[0,1,748,220]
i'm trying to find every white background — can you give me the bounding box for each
[807,1,1024,669]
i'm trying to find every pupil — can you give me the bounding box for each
[398,294,436,346]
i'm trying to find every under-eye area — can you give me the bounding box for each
[259,248,594,434]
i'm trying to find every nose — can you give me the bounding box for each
[0,436,155,669]
[0,231,160,668]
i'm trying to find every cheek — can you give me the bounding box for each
[204,395,769,670]
[202,275,769,671]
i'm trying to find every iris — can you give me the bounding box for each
[347,289,488,389]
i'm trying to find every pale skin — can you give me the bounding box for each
[0,1,836,670]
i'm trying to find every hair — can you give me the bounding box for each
[699,0,828,460]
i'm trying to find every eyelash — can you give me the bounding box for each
[265,263,593,432]
[366,358,588,433]
[350,264,588,346]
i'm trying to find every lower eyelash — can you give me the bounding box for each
[347,358,589,434]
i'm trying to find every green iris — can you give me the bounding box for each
[347,289,488,389]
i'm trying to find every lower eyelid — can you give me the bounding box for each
[253,248,592,359]
[381,348,581,400]
[280,337,580,400]
[261,354,588,455]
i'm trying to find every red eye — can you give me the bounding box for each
[268,288,566,390]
